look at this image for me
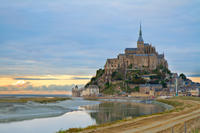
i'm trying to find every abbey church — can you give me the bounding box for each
[83,24,198,97]
[104,24,168,77]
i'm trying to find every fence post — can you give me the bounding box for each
[184,122,187,133]
[171,127,174,133]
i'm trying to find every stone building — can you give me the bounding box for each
[104,24,168,80]
[72,85,100,97]
[72,85,81,97]
[190,88,200,97]
[139,84,163,95]
[81,85,100,96]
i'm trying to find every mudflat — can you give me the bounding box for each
[0,97,71,103]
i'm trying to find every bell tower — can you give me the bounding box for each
[137,23,144,49]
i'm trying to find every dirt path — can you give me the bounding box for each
[83,99,200,133]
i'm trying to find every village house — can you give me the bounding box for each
[81,85,100,96]
[72,85,81,97]
[190,88,200,97]
[72,85,100,97]
[139,84,162,95]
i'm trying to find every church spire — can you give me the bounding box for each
[137,23,144,43]
[139,23,142,36]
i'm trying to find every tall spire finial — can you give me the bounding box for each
[137,22,144,43]
[139,22,142,36]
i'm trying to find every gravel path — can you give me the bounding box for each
[83,99,200,133]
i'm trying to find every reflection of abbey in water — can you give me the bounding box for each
[83,102,165,124]
[104,24,168,79]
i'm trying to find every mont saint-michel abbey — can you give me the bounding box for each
[104,25,168,77]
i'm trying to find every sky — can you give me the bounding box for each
[0,0,200,94]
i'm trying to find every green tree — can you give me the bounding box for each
[85,69,105,87]
[179,73,186,80]
[161,80,167,88]
[96,69,104,78]
[127,86,139,93]
[111,71,123,80]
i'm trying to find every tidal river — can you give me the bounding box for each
[0,97,167,133]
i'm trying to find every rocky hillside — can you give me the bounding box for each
[85,65,173,95]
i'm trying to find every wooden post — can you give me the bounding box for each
[171,127,174,133]
[184,122,187,133]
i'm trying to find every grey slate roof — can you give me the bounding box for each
[125,48,137,51]
[158,54,164,58]
[127,53,154,56]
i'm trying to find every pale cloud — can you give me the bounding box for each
[0,84,76,91]
[0,90,71,95]
[0,75,92,87]
[0,75,87,93]
[0,0,199,78]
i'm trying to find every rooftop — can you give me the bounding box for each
[125,48,137,51]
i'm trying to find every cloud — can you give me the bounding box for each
[13,77,90,80]
[72,77,90,80]
[188,74,200,77]
[0,74,90,92]
[0,84,84,92]
[14,78,60,80]
[0,0,199,77]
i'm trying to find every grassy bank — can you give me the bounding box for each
[57,97,190,133]
[57,118,132,133]
[172,96,200,101]
[0,97,71,104]
[156,99,184,107]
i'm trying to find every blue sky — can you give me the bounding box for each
[0,0,200,77]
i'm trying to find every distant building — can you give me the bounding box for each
[138,84,171,97]
[72,85,100,97]
[190,88,200,97]
[104,24,168,81]
[81,85,99,96]
[139,84,162,95]
[141,74,157,81]
[72,85,81,97]
[141,75,151,81]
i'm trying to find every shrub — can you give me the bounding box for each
[126,86,140,93]
[179,73,186,80]
[111,71,123,80]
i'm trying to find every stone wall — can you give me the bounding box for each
[104,33,168,77]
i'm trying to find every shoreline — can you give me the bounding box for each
[0,97,71,104]
[0,96,165,125]
[0,97,100,124]
[83,96,155,101]
[58,96,200,133]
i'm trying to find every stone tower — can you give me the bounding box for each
[104,23,168,79]
[137,23,144,50]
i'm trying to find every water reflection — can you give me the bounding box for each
[0,111,96,133]
[83,102,165,124]
[0,100,166,133]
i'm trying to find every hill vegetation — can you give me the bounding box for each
[86,65,172,95]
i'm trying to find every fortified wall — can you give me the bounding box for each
[104,24,168,81]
